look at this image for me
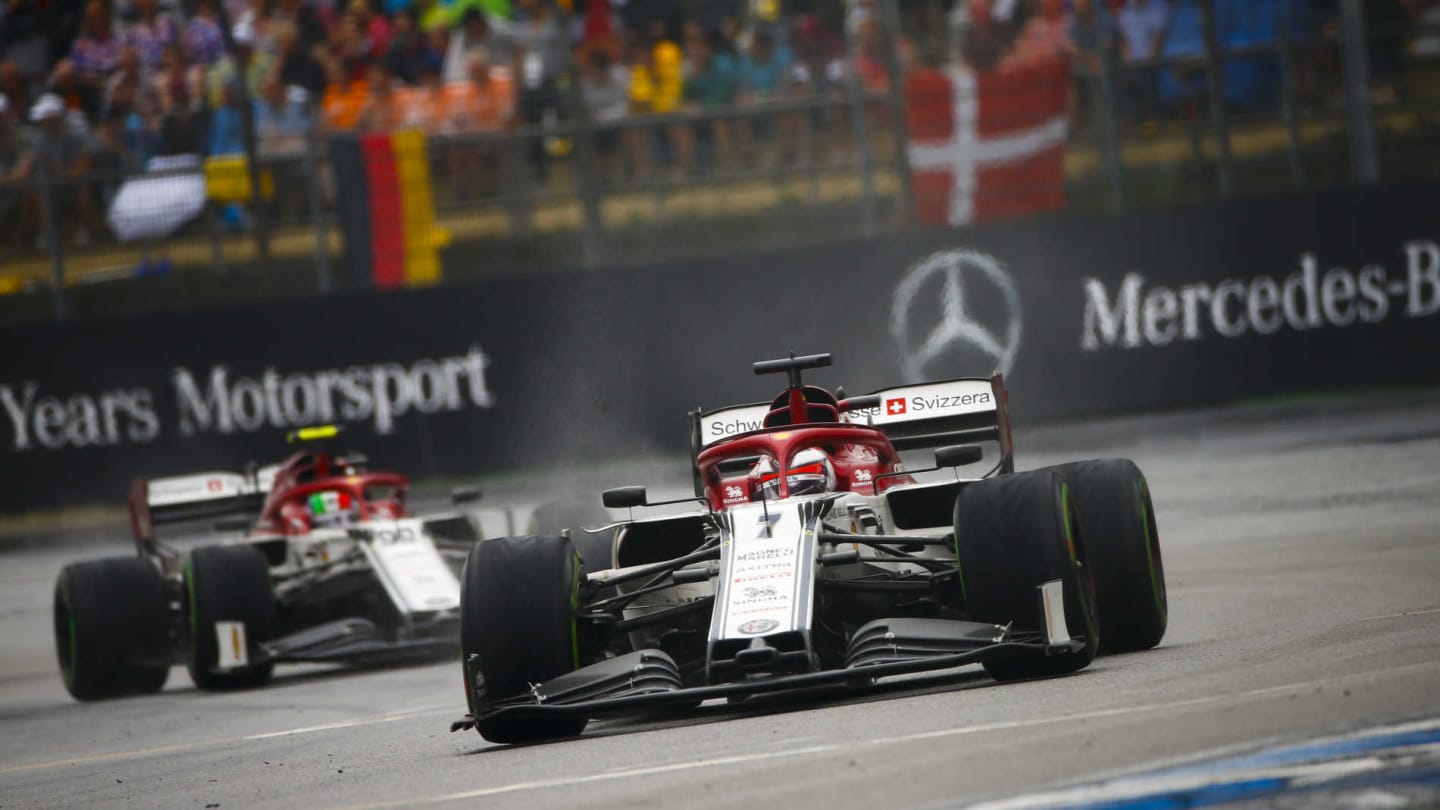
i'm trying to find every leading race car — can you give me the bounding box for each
[454,353,1167,744]
[53,426,484,701]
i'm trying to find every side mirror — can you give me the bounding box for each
[450,485,483,505]
[214,514,251,533]
[935,444,984,468]
[602,486,648,509]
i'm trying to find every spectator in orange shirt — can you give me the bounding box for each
[394,61,444,131]
[442,53,513,200]
[442,52,515,133]
[319,53,369,130]
[355,62,402,131]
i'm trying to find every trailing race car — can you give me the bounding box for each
[53,426,484,701]
[454,353,1167,743]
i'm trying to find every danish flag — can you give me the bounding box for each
[906,58,1071,226]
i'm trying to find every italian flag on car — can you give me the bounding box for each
[309,491,350,515]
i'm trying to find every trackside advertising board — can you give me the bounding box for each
[3,182,1439,510]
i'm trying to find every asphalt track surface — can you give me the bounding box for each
[3,389,1440,809]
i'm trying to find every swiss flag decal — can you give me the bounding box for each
[886,398,907,416]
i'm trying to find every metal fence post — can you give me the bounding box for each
[565,68,606,270]
[879,0,915,228]
[844,9,879,239]
[1338,0,1380,185]
[1199,0,1234,198]
[499,134,534,238]
[304,126,333,293]
[1277,29,1305,190]
[211,0,271,278]
[37,160,68,321]
[1096,43,1127,215]
[799,103,820,207]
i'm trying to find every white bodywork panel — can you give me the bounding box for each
[147,472,255,507]
[698,403,772,447]
[845,379,997,426]
[356,519,462,614]
[713,502,814,640]
[215,621,249,669]
[1040,579,1071,645]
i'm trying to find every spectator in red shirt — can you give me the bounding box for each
[346,0,393,64]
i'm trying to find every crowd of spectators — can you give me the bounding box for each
[1066,0,1437,116]
[0,0,1436,248]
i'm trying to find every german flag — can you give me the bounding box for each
[332,130,448,289]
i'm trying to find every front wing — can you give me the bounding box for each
[452,604,1083,732]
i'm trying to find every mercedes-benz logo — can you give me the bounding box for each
[890,249,1023,383]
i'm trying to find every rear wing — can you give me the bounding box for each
[846,376,1014,473]
[687,375,1014,493]
[128,463,281,544]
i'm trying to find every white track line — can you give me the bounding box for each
[0,704,452,775]
[342,661,1440,809]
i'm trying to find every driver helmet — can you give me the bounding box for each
[749,449,837,500]
[749,455,781,501]
[308,490,358,527]
[786,448,837,496]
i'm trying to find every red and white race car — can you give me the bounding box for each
[454,353,1168,743]
[54,426,483,701]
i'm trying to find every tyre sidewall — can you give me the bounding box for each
[1051,459,1166,652]
[54,557,171,701]
[460,535,587,743]
[185,544,275,690]
[953,469,1099,679]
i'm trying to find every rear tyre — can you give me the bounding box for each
[461,535,589,744]
[953,469,1099,681]
[1050,459,1166,653]
[53,557,171,701]
[185,545,275,690]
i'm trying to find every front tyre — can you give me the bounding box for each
[54,557,171,701]
[461,535,588,744]
[185,545,275,690]
[1050,459,1166,653]
[953,469,1099,681]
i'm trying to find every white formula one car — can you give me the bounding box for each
[54,427,483,700]
[453,353,1167,743]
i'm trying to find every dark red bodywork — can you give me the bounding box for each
[695,385,911,511]
[252,452,410,536]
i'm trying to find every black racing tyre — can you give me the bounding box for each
[528,497,614,573]
[184,545,275,691]
[953,468,1099,681]
[461,535,588,744]
[53,557,171,701]
[1050,459,1166,653]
